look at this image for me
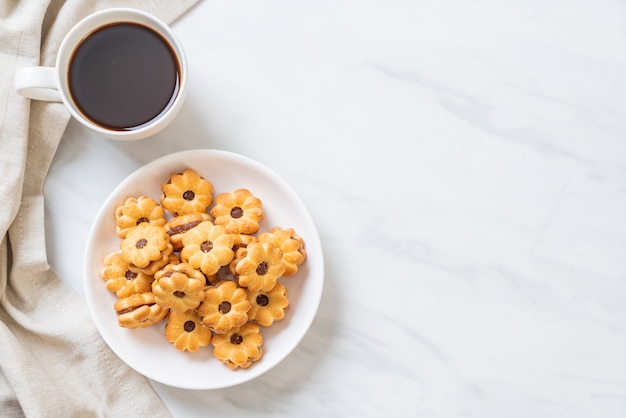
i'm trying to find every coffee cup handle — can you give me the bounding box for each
[14,67,62,102]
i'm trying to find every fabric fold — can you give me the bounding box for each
[0,0,199,416]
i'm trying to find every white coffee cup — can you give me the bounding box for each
[14,8,188,141]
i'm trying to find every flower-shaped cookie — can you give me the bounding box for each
[197,280,251,334]
[152,263,206,313]
[234,242,286,292]
[165,212,212,251]
[160,169,214,216]
[258,227,306,277]
[120,223,173,272]
[180,221,234,276]
[114,292,168,329]
[212,322,263,369]
[165,310,212,352]
[247,282,289,327]
[115,196,166,239]
[210,188,264,234]
[100,252,154,298]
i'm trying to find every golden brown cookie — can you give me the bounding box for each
[152,263,206,313]
[164,310,212,352]
[212,322,263,369]
[257,227,306,277]
[142,253,179,276]
[180,221,234,277]
[160,169,214,216]
[100,252,154,298]
[231,233,257,253]
[165,212,212,251]
[228,242,249,276]
[128,251,174,276]
[197,280,250,334]
[120,223,173,270]
[234,241,286,292]
[115,196,166,239]
[114,292,168,329]
[247,282,289,327]
[210,189,264,234]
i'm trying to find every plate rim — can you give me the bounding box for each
[82,148,324,389]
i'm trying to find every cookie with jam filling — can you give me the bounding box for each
[212,322,263,369]
[101,252,154,298]
[115,195,166,239]
[152,262,206,313]
[114,292,168,329]
[120,223,173,272]
[234,241,285,292]
[257,227,306,277]
[197,280,250,334]
[165,212,212,251]
[164,309,212,352]
[210,188,264,234]
[160,169,213,216]
[180,221,234,277]
[246,282,289,327]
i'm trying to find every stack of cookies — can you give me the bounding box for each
[100,169,306,370]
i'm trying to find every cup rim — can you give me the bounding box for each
[56,7,188,140]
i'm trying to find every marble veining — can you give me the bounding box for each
[43,0,626,416]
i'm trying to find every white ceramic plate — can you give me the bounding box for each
[83,149,324,389]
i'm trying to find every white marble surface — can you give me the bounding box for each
[43,0,626,416]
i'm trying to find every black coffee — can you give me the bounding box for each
[68,22,180,131]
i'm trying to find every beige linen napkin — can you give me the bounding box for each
[0,0,198,416]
